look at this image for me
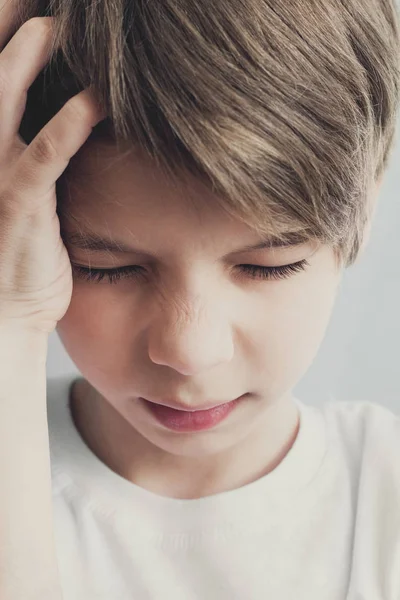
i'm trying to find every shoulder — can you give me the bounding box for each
[320,400,400,597]
[321,398,400,438]
[321,398,400,486]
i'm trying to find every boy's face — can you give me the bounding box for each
[56,139,343,462]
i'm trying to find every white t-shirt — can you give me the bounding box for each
[46,374,400,600]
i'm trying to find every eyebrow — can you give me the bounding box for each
[61,228,310,257]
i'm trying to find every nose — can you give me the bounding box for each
[147,289,234,376]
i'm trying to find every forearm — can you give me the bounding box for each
[0,327,62,599]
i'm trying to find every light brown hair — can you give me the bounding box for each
[14,0,400,268]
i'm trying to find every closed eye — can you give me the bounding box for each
[70,259,310,284]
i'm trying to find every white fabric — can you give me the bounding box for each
[46,374,400,600]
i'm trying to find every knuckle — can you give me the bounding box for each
[63,94,93,124]
[31,130,60,163]
[21,17,52,39]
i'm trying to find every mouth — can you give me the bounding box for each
[139,396,244,412]
[139,394,247,432]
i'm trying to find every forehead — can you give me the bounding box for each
[61,140,213,213]
[58,139,310,252]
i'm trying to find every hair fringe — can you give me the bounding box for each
[16,0,400,268]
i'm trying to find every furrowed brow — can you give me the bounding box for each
[61,228,310,257]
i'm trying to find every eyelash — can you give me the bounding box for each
[71,259,310,284]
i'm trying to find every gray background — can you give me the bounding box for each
[47,114,400,412]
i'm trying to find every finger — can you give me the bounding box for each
[0,0,18,50]
[0,17,56,148]
[12,87,107,214]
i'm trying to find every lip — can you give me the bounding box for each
[140,395,246,432]
[139,396,244,412]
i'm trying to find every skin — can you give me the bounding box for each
[55,139,375,500]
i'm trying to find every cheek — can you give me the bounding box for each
[255,270,340,392]
[56,286,133,370]
[56,287,141,404]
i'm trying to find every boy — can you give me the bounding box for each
[1,0,399,598]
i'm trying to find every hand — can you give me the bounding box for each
[0,13,106,334]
